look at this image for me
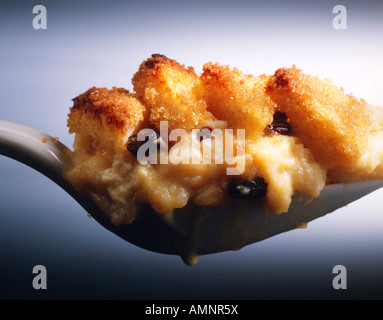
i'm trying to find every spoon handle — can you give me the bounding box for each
[0,120,126,242]
[0,120,73,190]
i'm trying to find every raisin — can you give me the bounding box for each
[145,54,167,68]
[198,127,212,142]
[273,111,288,123]
[151,53,166,59]
[126,129,160,157]
[228,177,267,199]
[266,111,292,135]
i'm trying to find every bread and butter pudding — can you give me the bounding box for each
[64,54,383,237]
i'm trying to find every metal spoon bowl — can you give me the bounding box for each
[1,119,382,265]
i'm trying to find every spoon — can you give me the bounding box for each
[1,119,382,265]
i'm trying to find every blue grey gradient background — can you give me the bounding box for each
[1,0,383,299]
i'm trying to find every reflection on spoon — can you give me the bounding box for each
[1,119,382,265]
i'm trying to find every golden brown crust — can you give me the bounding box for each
[266,66,371,167]
[69,87,144,132]
[200,62,275,140]
[132,54,215,132]
[68,87,146,154]
[68,56,373,173]
[66,54,381,221]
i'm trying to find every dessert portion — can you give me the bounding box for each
[64,54,383,227]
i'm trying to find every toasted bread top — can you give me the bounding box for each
[132,54,215,132]
[201,62,275,140]
[68,86,146,154]
[266,66,371,167]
